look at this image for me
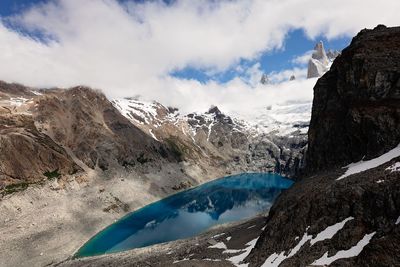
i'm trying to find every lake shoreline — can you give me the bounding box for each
[58,214,268,267]
[75,173,291,258]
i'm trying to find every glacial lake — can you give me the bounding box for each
[75,173,293,257]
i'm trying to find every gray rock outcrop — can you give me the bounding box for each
[260,74,270,84]
[307,41,330,78]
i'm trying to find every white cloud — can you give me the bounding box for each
[268,67,307,83]
[292,50,313,65]
[0,0,399,112]
[157,75,317,114]
[240,62,263,86]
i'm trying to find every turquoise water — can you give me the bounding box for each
[75,173,293,257]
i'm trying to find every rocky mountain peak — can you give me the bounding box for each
[206,105,222,115]
[312,41,329,65]
[307,40,330,78]
[260,73,269,84]
[326,49,340,60]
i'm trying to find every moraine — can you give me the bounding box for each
[75,173,293,258]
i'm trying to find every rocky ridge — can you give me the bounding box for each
[0,83,81,190]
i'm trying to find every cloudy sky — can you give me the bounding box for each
[0,0,399,113]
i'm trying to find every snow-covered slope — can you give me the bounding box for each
[228,100,312,137]
[111,96,309,177]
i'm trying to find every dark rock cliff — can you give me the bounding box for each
[306,25,400,174]
[247,25,400,266]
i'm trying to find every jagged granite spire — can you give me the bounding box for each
[312,41,329,64]
[307,41,329,78]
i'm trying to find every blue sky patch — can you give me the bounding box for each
[171,28,351,83]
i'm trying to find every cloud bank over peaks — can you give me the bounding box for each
[0,0,399,112]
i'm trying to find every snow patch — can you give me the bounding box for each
[203,258,222,262]
[262,217,353,266]
[173,258,189,264]
[310,217,354,245]
[396,216,400,225]
[149,129,159,141]
[386,162,400,172]
[112,98,165,125]
[30,90,42,96]
[212,233,225,239]
[311,232,376,266]
[337,144,400,180]
[227,237,259,267]
[8,97,29,107]
[208,242,227,249]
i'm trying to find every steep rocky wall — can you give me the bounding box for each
[246,25,400,267]
[306,25,400,174]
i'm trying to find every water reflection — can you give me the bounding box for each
[76,173,293,257]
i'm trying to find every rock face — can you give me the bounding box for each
[326,49,340,60]
[246,25,400,267]
[33,87,180,171]
[306,25,400,174]
[0,113,80,189]
[260,74,270,84]
[0,84,80,190]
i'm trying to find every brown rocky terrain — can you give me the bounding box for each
[0,79,306,267]
[0,83,232,267]
[0,84,80,191]
[33,87,181,171]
